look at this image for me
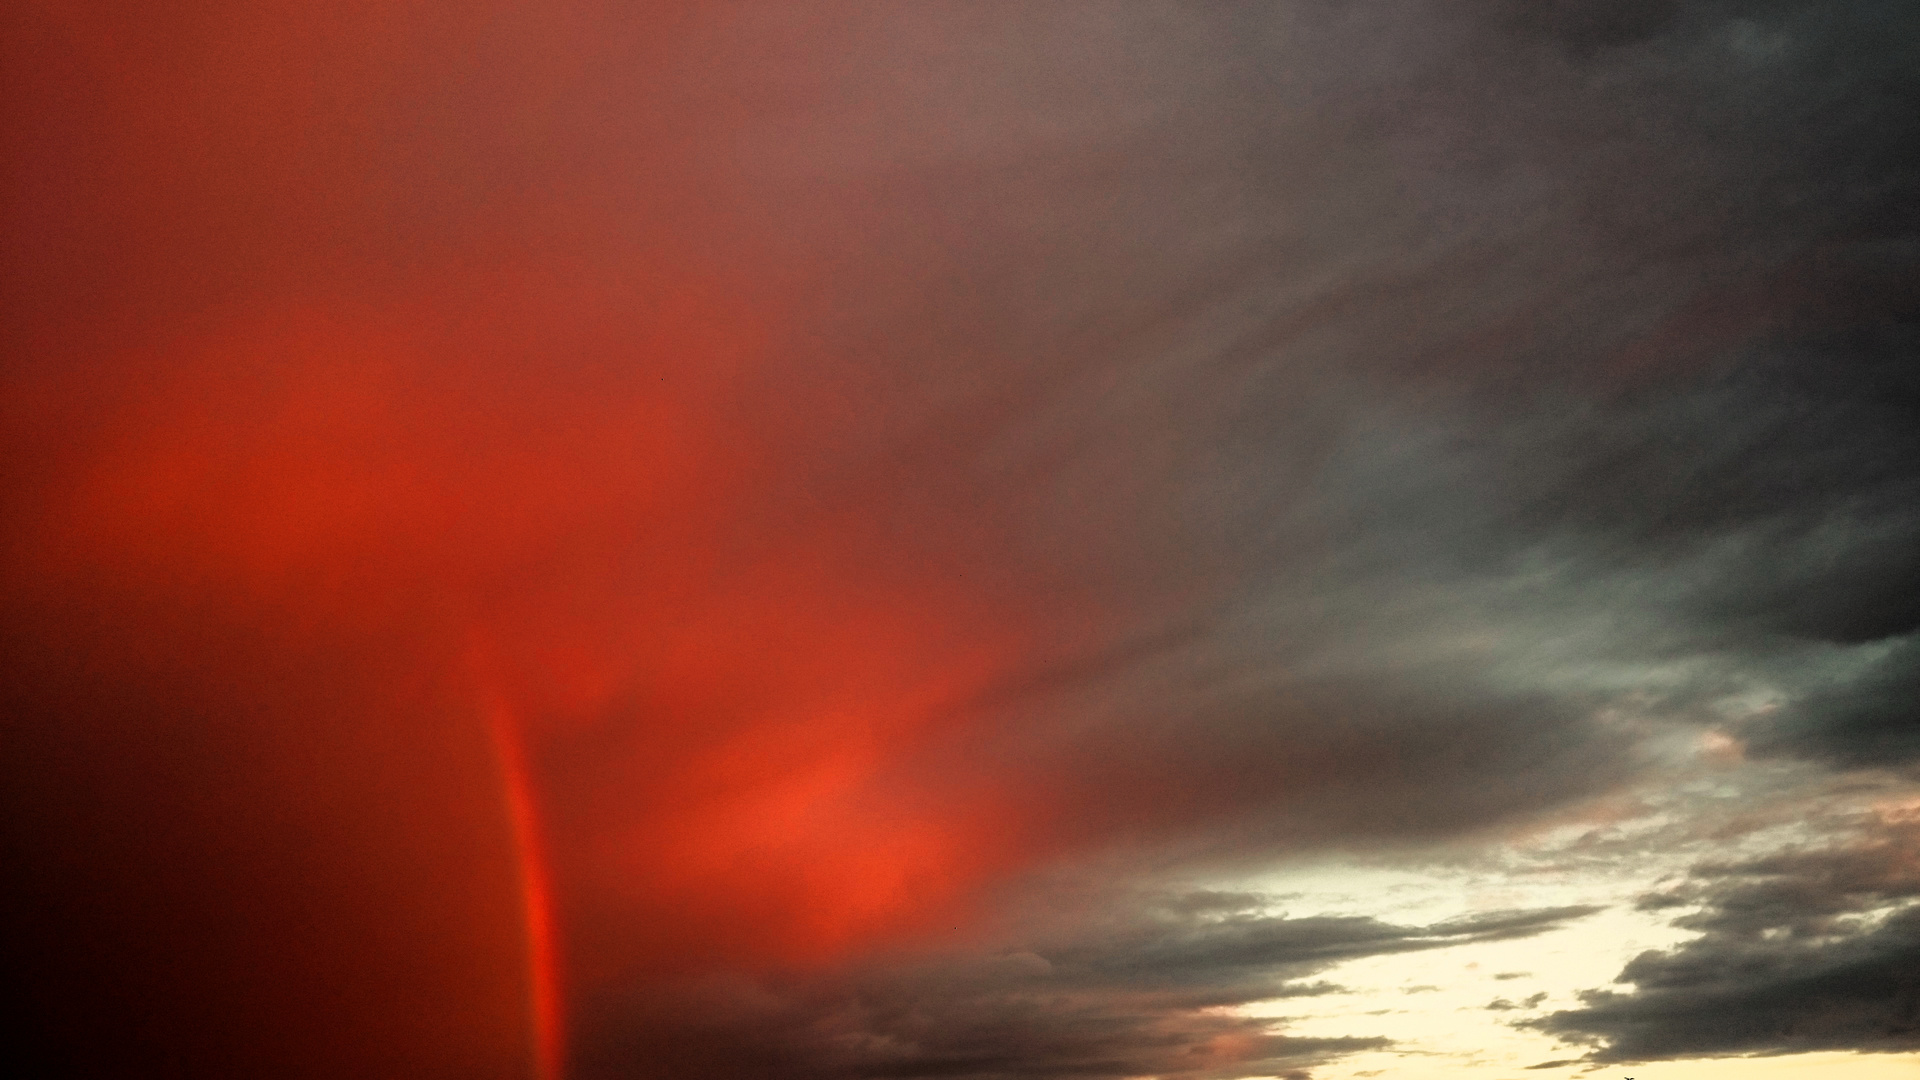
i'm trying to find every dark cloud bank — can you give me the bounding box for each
[577,894,1599,1080]
[563,1,1920,1073]
[1532,811,1920,1062]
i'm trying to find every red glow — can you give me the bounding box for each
[7,261,1086,1071]
[3,5,1098,1074]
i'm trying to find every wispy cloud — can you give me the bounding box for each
[1532,810,1920,1061]
[577,893,1599,1080]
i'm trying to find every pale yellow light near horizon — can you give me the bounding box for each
[1208,718,1920,1080]
[1308,1049,1920,1080]
[1230,821,1917,1077]
[1592,1051,1920,1080]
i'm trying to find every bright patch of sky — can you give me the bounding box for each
[1214,739,1920,1077]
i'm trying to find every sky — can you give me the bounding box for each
[3,2,1917,1079]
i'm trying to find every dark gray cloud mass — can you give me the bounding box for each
[800,0,1920,865]
[567,0,1920,1072]
[1532,813,1920,1061]
[576,892,1598,1080]
[1748,633,1920,768]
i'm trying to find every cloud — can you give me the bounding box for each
[1747,634,1920,769]
[574,892,1598,1080]
[1531,810,1920,1061]
[1375,322,1920,770]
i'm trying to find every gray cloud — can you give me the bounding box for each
[818,0,1920,815]
[1747,634,1920,768]
[554,1,1920,1064]
[576,893,1598,1080]
[1531,814,1920,1061]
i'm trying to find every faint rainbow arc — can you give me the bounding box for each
[485,693,565,1080]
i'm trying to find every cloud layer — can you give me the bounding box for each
[5,2,1917,1077]
[1535,809,1920,1061]
[577,891,1599,1080]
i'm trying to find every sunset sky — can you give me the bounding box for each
[4,3,1917,1079]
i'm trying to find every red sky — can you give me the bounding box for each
[5,7,1115,1072]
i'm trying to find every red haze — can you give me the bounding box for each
[2,5,1151,1076]
[4,258,1077,1072]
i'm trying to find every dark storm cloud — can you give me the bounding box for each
[1531,813,1920,1060]
[561,0,1920,1064]
[1328,319,1920,766]
[575,892,1598,1080]
[809,0,1920,812]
